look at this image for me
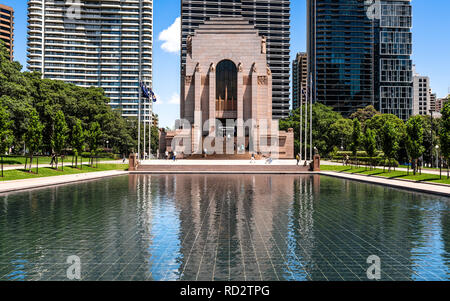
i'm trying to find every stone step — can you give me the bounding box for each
[136,165,313,173]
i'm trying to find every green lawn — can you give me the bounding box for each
[0,164,128,181]
[0,156,79,166]
[0,156,118,166]
[321,165,450,185]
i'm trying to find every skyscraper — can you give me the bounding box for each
[308,0,375,117]
[412,67,430,116]
[27,0,153,120]
[292,52,308,110]
[308,0,413,120]
[181,0,291,119]
[377,0,413,120]
[0,4,14,59]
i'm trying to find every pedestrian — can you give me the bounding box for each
[165,151,169,160]
[50,153,56,168]
[250,153,256,164]
[296,153,300,166]
[173,151,177,162]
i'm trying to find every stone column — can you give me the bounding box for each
[237,67,244,139]
[193,69,202,154]
[251,67,259,154]
[208,67,216,137]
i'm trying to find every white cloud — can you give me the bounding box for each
[168,93,180,104]
[158,17,180,54]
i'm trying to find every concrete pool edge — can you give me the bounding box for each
[320,171,450,197]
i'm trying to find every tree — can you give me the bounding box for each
[405,115,426,175]
[440,101,450,178]
[363,128,377,170]
[0,104,13,155]
[24,110,44,172]
[380,120,400,172]
[329,119,353,151]
[71,119,85,168]
[350,105,380,124]
[86,122,102,167]
[279,103,343,156]
[350,119,362,167]
[52,110,69,170]
[151,125,160,155]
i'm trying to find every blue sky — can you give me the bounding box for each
[3,0,450,128]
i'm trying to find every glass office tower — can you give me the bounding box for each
[27,0,153,120]
[308,0,375,117]
[181,0,291,119]
[308,0,413,120]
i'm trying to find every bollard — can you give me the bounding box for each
[129,153,137,171]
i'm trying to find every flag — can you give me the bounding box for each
[149,88,157,102]
[140,82,150,99]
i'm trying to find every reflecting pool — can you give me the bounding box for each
[0,174,449,281]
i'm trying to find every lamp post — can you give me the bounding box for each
[436,145,441,179]
[106,140,109,151]
[430,110,434,167]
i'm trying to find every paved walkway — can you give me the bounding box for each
[321,171,450,197]
[0,170,128,194]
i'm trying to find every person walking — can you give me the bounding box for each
[250,153,256,164]
[296,153,300,166]
[173,151,177,162]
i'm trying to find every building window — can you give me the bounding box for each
[216,60,237,112]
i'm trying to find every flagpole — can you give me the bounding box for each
[300,84,303,161]
[310,73,313,161]
[149,99,153,159]
[143,97,147,161]
[305,81,308,162]
[138,85,141,161]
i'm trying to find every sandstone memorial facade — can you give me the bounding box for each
[161,18,294,159]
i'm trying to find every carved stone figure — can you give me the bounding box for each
[210,62,216,72]
[187,35,192,55]
[252,63,257,73]
[195,62,201,73]
[238,62,243,72]
[257,76,268,85]
[261,36,267,54]
[266,64,272,76]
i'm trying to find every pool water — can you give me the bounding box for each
[0,174,449,281]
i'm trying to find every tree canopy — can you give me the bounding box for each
[0,42,146,156]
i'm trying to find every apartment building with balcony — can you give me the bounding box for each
[27,0,153,120]
[0,4,14,59]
